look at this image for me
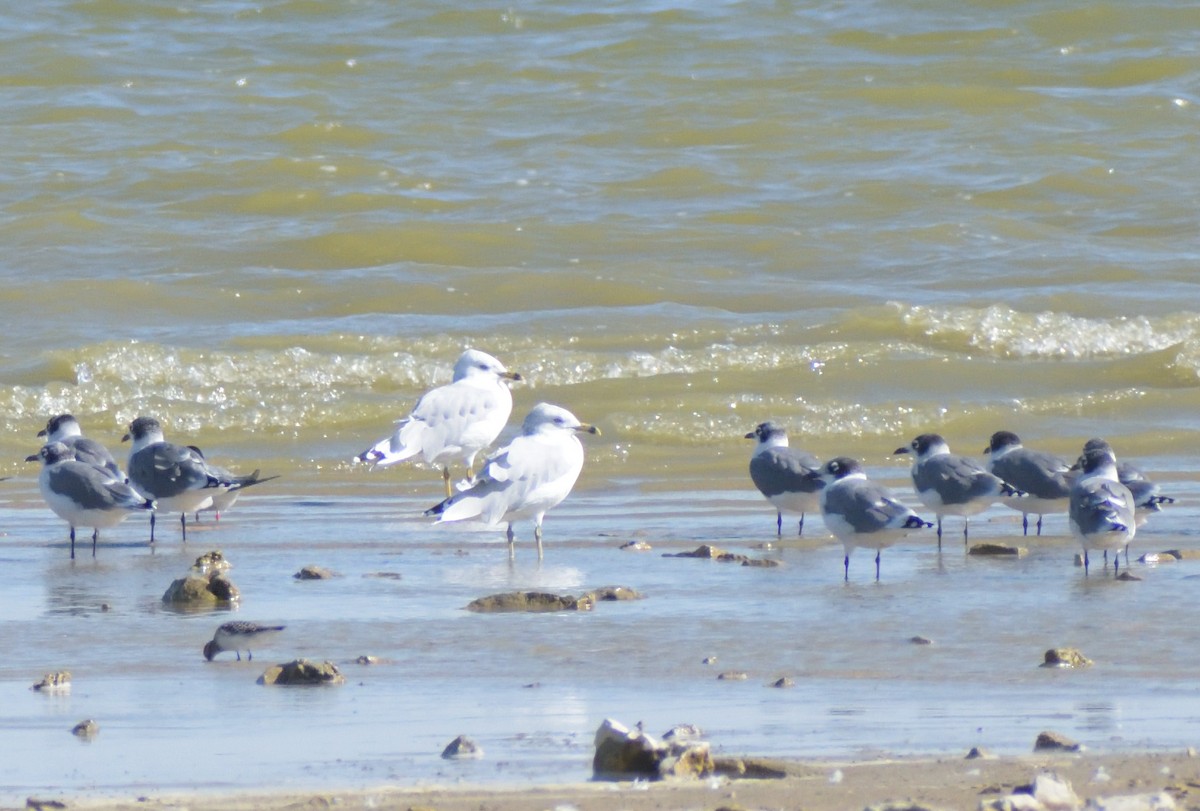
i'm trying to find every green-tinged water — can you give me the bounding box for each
[3,0,1200,800]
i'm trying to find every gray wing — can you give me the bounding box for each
[1123,478,1171,510]
[1071,479,1135,533]
[825,479,912,533]
[915,455,1002,505]
[990,449,1070,500]
[128,442,215,499]
[1116,460,1146,482]
[749,448,822,498]
[64,436,121,478]
[49,462,149,511]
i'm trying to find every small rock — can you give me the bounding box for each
[31,671,71,692]
[1139,553,1174,564]
[712,757,789,780]
[968,543,1028,557]
[864,803,950,811]
[192,550,231,573]
[582,585,642,602]
[362,572,402,580]
[162,571,239,606]
[741,558,780,568]
[620,540,653,552]
[910,636,934,645]
[72,719,98,739]
[1086,791,1177,810]
[980,796,1042,811]
[702,656,718,665]
[1034,731,1082,752]
[26,799,67,811]
[465,591,594,613]
[717,671,748,681]
[657,739,714,779]
[664,544,749,563]
[258,659,345,686]
[354,655,380,665]
[441,734,483,760]
[665,544,726,559]
[770,677,795,688]
[294,565,337,580]
[662,724,703,742]
[1164,549,1200,560]
[207,574,240,601]
[1031,772,1080,810]
[593,718,664,779]
[1117,571,1143,581]
[966,747,995,760]
[1041,648,1092,668]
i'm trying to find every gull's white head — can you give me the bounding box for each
[38,414,83,441]
[894,433,951,461]
[453,349,522,384]
[521,403,600,437]
[27,441,73,467]
[122,416,166,451]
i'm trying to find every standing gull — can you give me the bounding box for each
[425,403,599,559]
[37,414,122,478]
[356,349,522,498]
[1079,438,1173,527]
[894,433,1019,548]
[815,457,933,581]
[745,422,823,537]
[203,621,286,661]
[1069,445,1135,575]
[982,431,1071,536]
[123,416,260,543]
[27,441,154,559]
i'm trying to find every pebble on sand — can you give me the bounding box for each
[1034,730,1082,752]
[257,659,345,686]
[1041,648,1092,668]
[31,671,71,692]
[592,718,715,781]
[466,591,594,613]
[441,734,483,760]
[162,571,240,606]
[191,550,231,573]
[294,565,337,580]
[968,543,1028,558]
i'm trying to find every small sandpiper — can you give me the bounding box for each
[203,621,286,661]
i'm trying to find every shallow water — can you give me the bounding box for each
[3,0,1200,801]
[2,472,1199,801]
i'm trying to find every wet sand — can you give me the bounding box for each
[48,750,1200,811]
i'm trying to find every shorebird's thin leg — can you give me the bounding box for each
[843,554,850,582]
[1036,515,1044,536]
[181,512,188,542]
[775,511,782,537]
[798,513,805,537]
[443,466,453,500]
[506,523,515,559]
[92,529,99,558]
[874,550,881,581]
[69,527,76,560]
[535,524,544,559]
[150,512,156,544]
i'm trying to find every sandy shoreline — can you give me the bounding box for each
[32,750,1198,811]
